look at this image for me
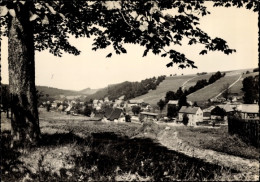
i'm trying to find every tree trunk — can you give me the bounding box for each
[8,4,40,147]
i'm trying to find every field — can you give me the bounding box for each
[1,109,259,181]
[187,72,242,103]
[182,73,214,90]
[134,75,196,106]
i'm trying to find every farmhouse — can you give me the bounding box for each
[237,104,259,119]
[178,106,203,126]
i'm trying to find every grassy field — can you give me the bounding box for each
[175,126,259,160]
[134,75,195,106]
[187,73,242,103]
[182,73,214,90]
[1,110,259,181]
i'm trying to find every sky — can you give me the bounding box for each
[1,2,258,91]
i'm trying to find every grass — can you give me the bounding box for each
[187,73,242,103]
[134,75,195,106]
[176,126,259,160]
[183,73,215,90]
[1,110,259,181]
[1,128,238,181]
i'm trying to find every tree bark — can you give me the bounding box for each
[8,4,40,147]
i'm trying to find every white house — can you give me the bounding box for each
[178,106,203,126]
[236,104,259,119]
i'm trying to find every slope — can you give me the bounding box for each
[134,75,196,106]
[187,71,243,104]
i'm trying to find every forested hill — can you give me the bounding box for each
[86,76,166,101]
[36,86,80,97]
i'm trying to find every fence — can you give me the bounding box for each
[228,117,259,147]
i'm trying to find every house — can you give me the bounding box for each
[178,106,203,126]
[236,104,259,119]
[139,112,158,122]
[57,105,63,112]
[103,108,125,122]
[167,100,179,111]
[168,100,179,107]
[128,99,144,107]
[203,106,215,119]
[65,105,73,114]
[217,104,236,113]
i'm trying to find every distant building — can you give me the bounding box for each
[103,108,125,122]
[139,112,158,122]
[178,106,203,126]
[236,104,259,119]
[167,100,179,108]
[203,106,215,119]
[128,99,144,107]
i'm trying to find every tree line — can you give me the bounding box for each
[88,75,166,101]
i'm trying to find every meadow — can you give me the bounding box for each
[1,109,259,181]
[187,73,241,103]
[134,75,195,106]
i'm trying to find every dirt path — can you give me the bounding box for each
[157,129,259,181]
[212,74,243,99]
[181,76,198,90]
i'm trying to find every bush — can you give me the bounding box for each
[182,114,189,126]
[83,106,92,116]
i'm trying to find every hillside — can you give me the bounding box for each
[134,75,196,106]
[36,86,82,98]
[182,73,215,90]
[86,76,166,101]
[186,70,249,104]
[79,88,100,95]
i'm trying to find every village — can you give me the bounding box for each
[40,93,259,127]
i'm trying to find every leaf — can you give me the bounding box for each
[121,48,127,53]
[179,64,185,69]
[166,62,173,67]
[9,9,16,17]
[0,6,8,17]
[29,14,39,21]
[199,50,207,55]
[161,53,167,57]
[106,53,112,58]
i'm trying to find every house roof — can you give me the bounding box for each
[179,106,201,114]
[65,106,72,112]
[129,99,144,104]
[140,112,158,116]
[118,95,125,100]
[217,104,236,112]
[108,108,123,120]
[93,100,99,104]
[104,108,113,118]
[168,100,178,105]
[203,106,215,112]
[240,104,259,113]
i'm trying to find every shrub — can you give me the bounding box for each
[182,114,189,126]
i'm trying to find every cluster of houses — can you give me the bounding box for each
[41,95,259,127]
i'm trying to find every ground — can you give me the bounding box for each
[1,109,259,181]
